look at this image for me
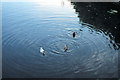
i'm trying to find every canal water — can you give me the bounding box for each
[2,0,119,78]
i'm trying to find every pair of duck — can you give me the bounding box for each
[40,32,76,56]
[63,32,76,52]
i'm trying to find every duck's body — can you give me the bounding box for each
[40,47,45,56]
[73,32,76,38]
[64,45,68,52]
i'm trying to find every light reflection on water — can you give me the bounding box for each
[2,1,119,78]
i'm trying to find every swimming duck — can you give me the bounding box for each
[64,45,68,52]
[73,32,76,38]
[40,47,45,56]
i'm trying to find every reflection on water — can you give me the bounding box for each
[72,2,120,49]
[2,1,119,78]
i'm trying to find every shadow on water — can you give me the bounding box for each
[71,2,120,77]
[71,2,120,49]
[2,1,120,78]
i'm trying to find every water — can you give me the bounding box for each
[2,1,119,78]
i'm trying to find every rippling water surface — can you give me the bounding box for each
[2,1,119,78]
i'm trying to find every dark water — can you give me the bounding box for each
[2,1,119,78]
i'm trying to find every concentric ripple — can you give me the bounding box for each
[38,26,118,78]
[41,36,81,55]
[2,2,118,78]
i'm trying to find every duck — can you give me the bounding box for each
[40,47,45,56]
[73,32,76,38]
[64,45,68,52]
